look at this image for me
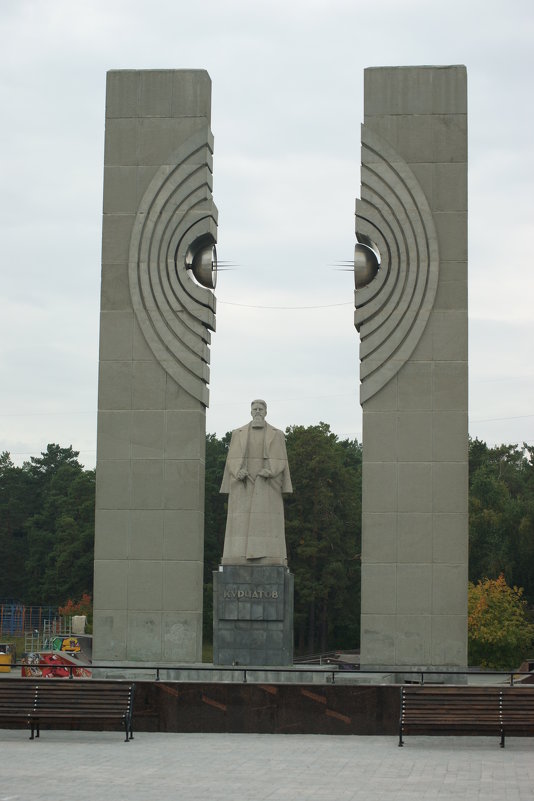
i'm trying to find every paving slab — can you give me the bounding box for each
[0,731,533,801]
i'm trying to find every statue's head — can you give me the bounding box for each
[250,399,267,427]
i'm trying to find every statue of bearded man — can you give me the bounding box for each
[220,399,293,565]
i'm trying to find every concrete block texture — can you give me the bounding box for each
[364,66,467,116]
[94,70,217,665]
[357,67,468,670]
[106,69,212,120]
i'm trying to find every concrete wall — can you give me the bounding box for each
[93,70,217,664]
[356,66,468,670]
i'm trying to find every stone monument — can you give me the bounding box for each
[355,66,468,673]
[213,400,294,665]
[93,70,217,666]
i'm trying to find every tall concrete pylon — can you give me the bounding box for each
[355,66,468,674]
[93,70,217,666]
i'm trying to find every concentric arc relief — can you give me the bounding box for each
[129,128,218,407]
[355,125,439,404]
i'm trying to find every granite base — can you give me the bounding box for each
[213,564,294,666]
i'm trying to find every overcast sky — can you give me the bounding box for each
[1,0,533,468]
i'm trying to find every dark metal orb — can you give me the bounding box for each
[354,243,379,289]
[191,244,217,289]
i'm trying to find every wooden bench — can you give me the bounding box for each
[399,685,534,747]
[0,681,38,733]
[0,680,135,742]
[501,687,534,743]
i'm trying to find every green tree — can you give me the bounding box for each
[469,465,513,579]
[24,448,95,604]
[510,443,534,597]
[284,423,362,654]
[0,445,95,606]
[469,438,534,603]
[0,452,34,600]
[203,432,231,583]
[25,443,82,477]
[468,574,534,669]
[203,432,231,642]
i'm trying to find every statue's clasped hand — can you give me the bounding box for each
[257,468,273,479]
[236,469,249,481]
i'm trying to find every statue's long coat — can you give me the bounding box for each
[220,422,292,563]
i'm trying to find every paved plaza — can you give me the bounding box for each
[0,730,533,800]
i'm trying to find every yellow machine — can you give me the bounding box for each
[0,642,16,672]
[52,636,81,654]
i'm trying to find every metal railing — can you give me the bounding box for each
[4,662,533,686]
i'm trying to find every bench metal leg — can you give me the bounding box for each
[124,719,134,742]
[500,729,505,748]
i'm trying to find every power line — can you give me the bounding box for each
[1,409,533,423]
[219,300,353,310]
[471,413,534,423]
[5,449,96,456]
[0,411,95,418]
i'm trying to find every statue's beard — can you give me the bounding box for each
[251,414,265,428]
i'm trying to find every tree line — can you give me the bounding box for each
[1,433,533,657]
[0,446,95,607]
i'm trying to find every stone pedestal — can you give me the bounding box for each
[213,565,294,666]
